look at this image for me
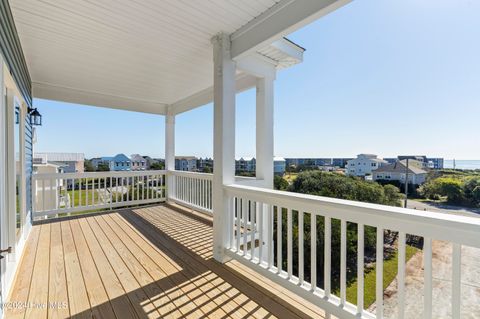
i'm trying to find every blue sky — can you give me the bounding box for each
[34,0,480,160]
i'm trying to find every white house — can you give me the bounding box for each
[373,160,428,185]
[346,154,388,177]
[34,152,85,173]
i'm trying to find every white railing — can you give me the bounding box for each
[223,184,480,319]
[168,170,213,214]
[33,170,166,220]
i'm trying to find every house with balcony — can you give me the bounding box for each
[0,1,479,319]
[92,154,132,171]
[346,154,388,177]
[130,154,147,171]
[236,157,256,174]
[175,156,198,172]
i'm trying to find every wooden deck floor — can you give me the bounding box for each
[5,204,326,319]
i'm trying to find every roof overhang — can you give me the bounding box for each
[10,0,350,115]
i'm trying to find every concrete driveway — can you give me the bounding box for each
[378,216,480,318]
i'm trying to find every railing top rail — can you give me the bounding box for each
[33,170,166,180]
[225,184,480,248]
[167,170,214,180]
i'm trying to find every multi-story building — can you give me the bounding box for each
[130,154,147,171]
[34,152,85,173]
[285,158,332,169]
[427,157,444,169]
[274,157,286,175]
[236,157,256,173]
[92,154,131,171]
[197,157,213,172]
[346,154,388,177]
[332,158,353,168]
[385,155,444,169]
[175,156,197,171]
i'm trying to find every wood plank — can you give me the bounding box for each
[148,205,320,319]
[106,213,233,318]
[61,220,91,319]
[5,226,41,319]
[77,217,138,319]
[25,224,51,319]
[85,216,161,319]
[48,222,70,319]
[69,219,116,319]
[94,214,197,318]
[125,206,304,319]
[135,207,278,318]
[109,213,251,319]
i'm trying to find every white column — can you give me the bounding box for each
[255,75,275,189]
[165,114,175,201]
[211,33,236,263]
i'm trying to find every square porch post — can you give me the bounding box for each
[165,114,175,201]
[211,33,236,263]
[255,76,275,189]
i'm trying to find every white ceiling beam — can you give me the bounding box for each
[169,73,257,115]
[231,0,351,59]
[33,82,168,115]
[236,53,277,79]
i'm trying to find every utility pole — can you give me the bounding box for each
[404,158,409,208]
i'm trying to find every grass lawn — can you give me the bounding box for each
[67,189,101,207]
[344,244,419,308]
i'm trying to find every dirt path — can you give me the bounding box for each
[378,241,480,318]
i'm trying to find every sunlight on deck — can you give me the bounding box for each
[5,204,326,319]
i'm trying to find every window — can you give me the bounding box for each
[14,106,22,237]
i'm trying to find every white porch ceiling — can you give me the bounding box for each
[9,0,349,114]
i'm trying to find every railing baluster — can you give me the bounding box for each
[277,207,282,274]
[341,219,347,305]
[236,197,241,252]
[86,178,89,206]
[267,204,273,269]
[71,178,74,209]
[398,231,406,319]
[258,202,264,264]
[299,211,304,285]
[109,177,112,206]
[311,213,317,290]
[287,208,293,279]
[243,198,248,256]
[376,227,384,319]
[79,179,82,207]
[452,243,462,319]
[250,201,256,260]
[424,237,432,319]
[136,176,139,201]
[42,179,45,212]
[228,196,234,249]
[357,223,364,316]
[325,216,331,301]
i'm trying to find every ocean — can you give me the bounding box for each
[444,160,480,170]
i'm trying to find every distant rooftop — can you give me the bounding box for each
[34,152,84,163]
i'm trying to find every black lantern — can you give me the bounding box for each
[28,107,42,126]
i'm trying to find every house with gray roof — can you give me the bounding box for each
[373,160,428,185]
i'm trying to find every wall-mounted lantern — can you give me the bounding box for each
[28,107,42,126]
